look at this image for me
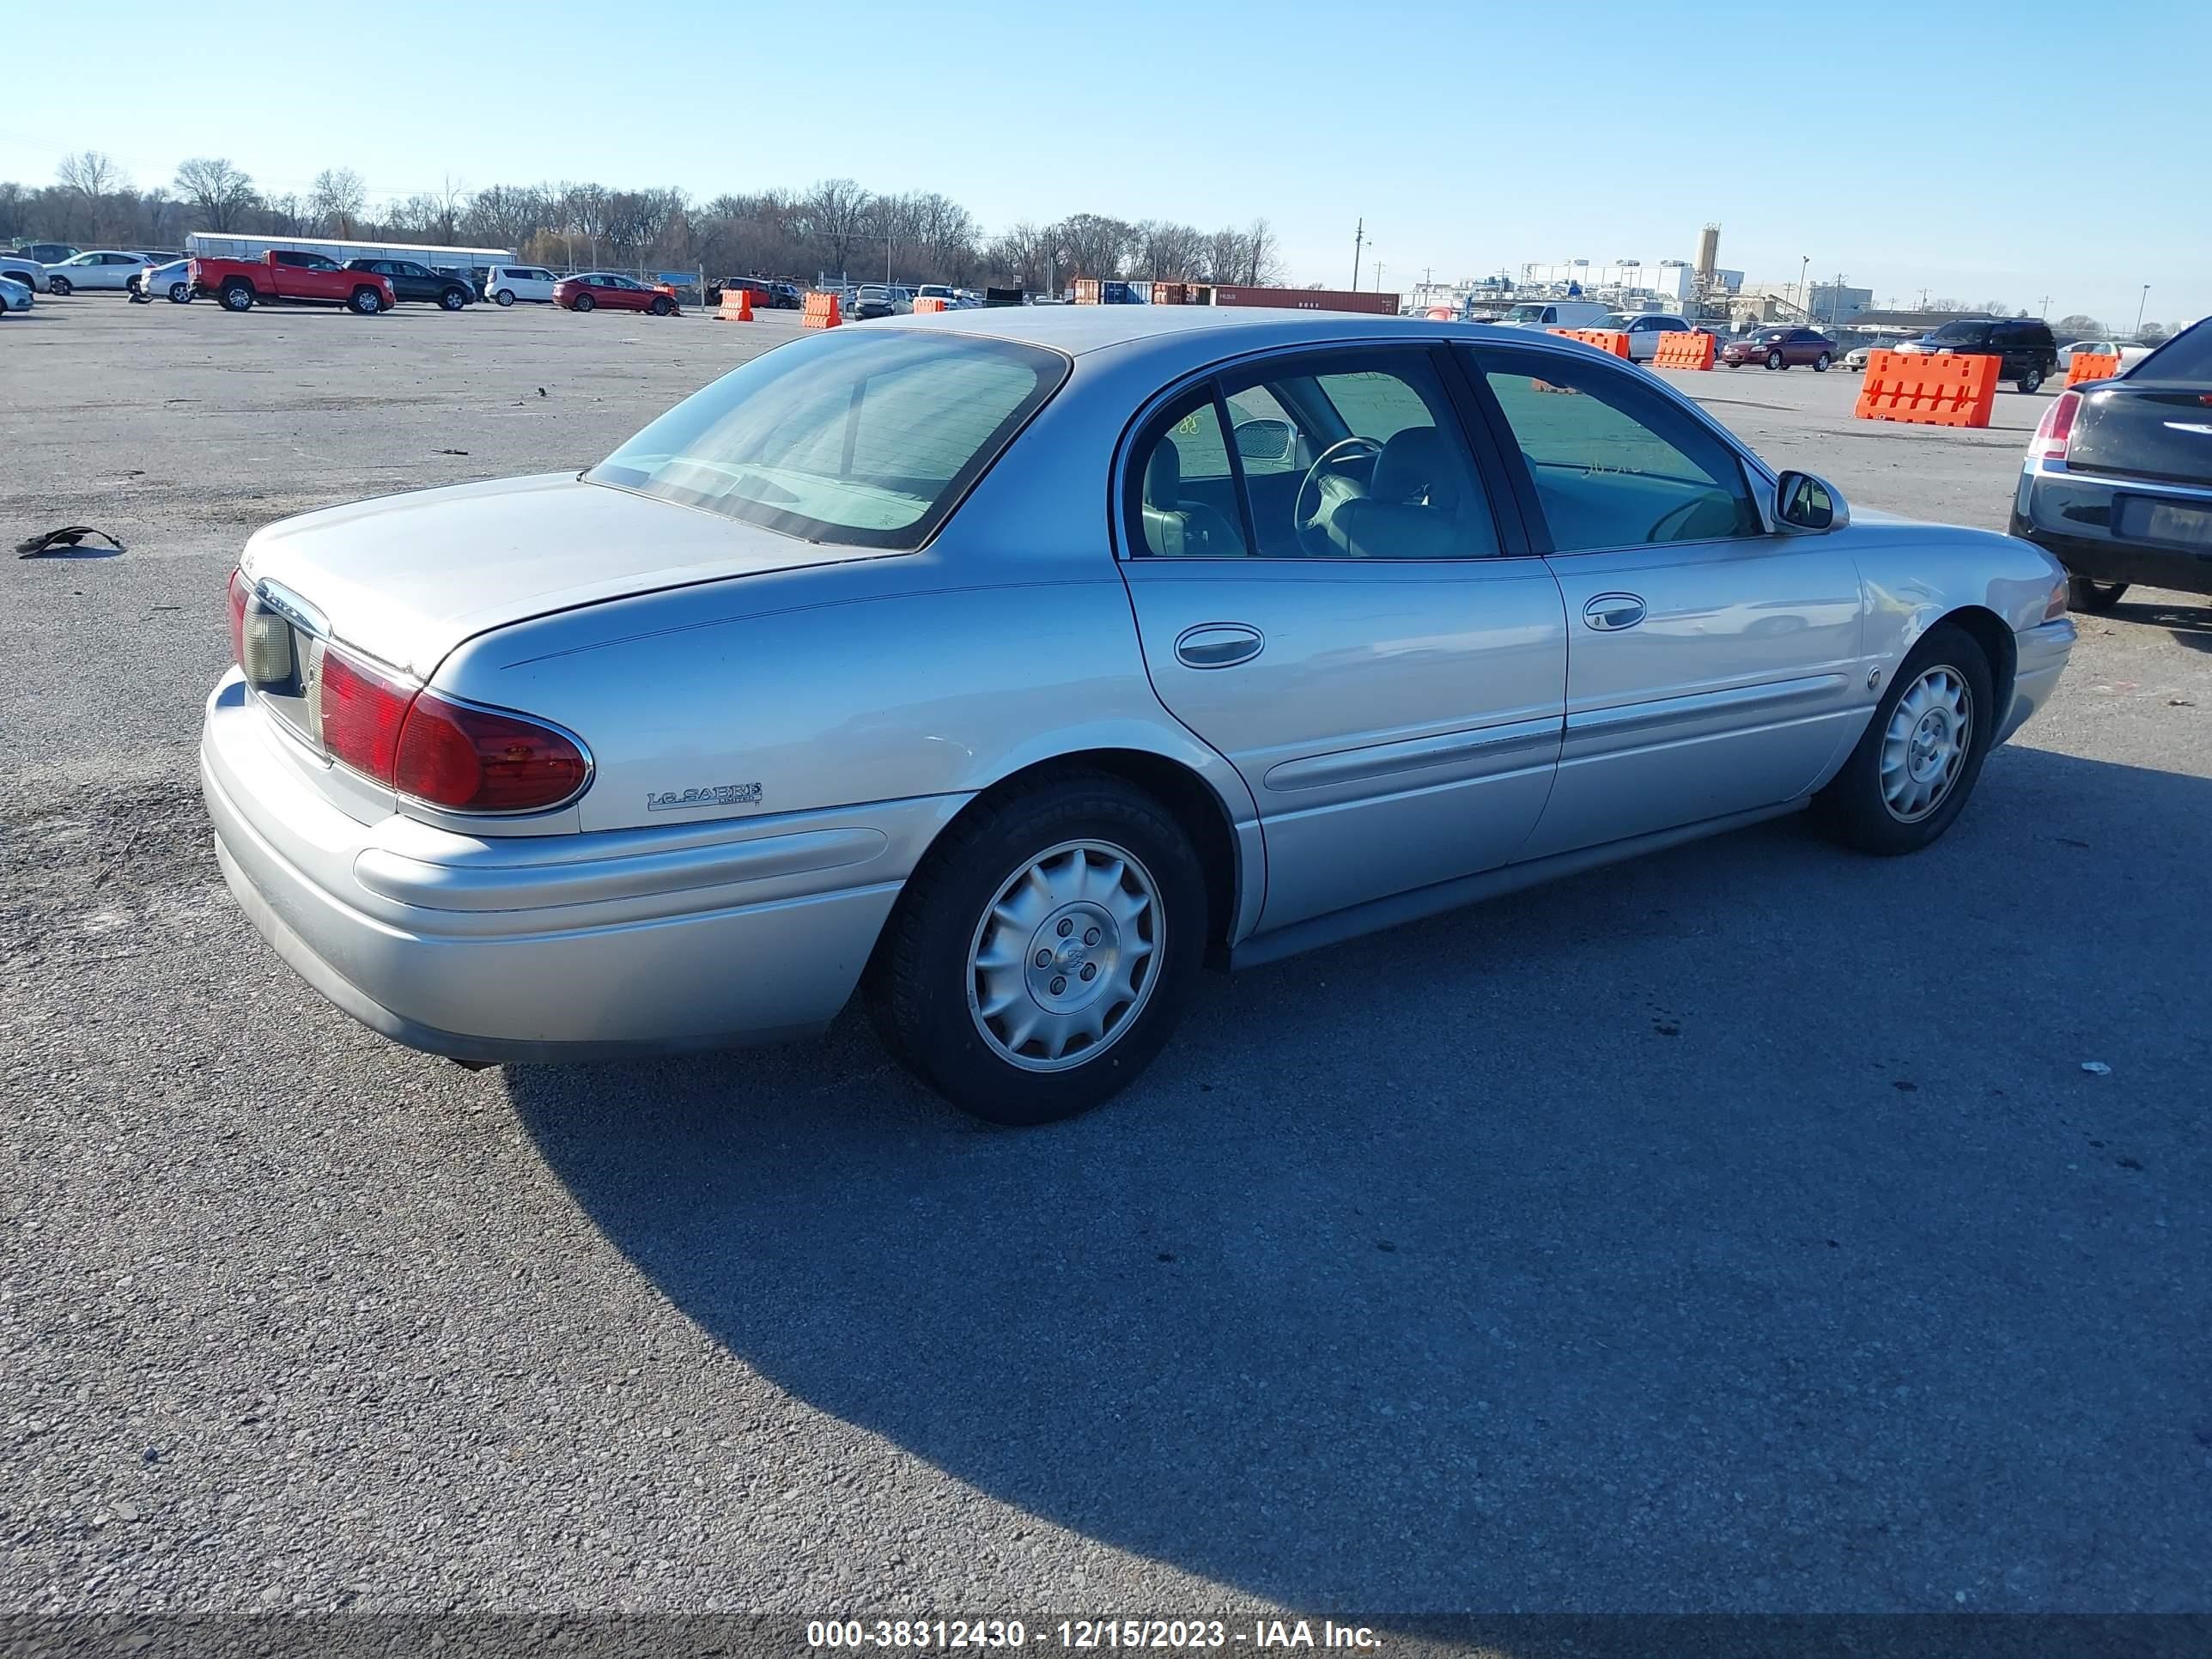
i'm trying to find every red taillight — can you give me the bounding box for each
[309,640,588,813]
[227,568,249,666]
[317,647,413,781]
[394,693,588,813]
[2031,390,2081,461]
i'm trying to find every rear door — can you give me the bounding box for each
[1118,343,1568,932]
[1465,338,1864,857]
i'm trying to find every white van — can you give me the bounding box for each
[483,264,558,307]
[1499,300,1614,331]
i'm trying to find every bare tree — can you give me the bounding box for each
[262,193,310,235]
[57,150,125,203]
[1243,218,1284,285]
[174,158,258,232]
[2052,313,2106,340]
[310,167,367,237]
[796,178,872,278]
[0,181,29,242]
[465,184,549,249]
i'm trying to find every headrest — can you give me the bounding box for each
[1370,426,1459,511]
[1145,436,1182,507]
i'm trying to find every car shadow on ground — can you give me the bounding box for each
[502,746,2212,1610]
[2101,592,2212,653]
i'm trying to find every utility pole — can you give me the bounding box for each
[2036,294,2051,317]
[1351,218,1364,290]
[1373,261,1385,295]
[2136,283,2150,334]
[1798,254,1810,319]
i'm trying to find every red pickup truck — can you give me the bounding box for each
[191,250,396,315]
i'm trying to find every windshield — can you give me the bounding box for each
[1504,305,1551,324]
[1929,321,1989,343]
[2130,319,2212,385]
[586,329,1068,550]
[1594,313,1632,330]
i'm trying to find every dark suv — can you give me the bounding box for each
[1900,318,2058,393]
[343,258,474,311]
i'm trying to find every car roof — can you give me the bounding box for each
[866,304,1530,357]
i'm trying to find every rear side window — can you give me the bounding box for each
[1473,343,1762,552]
[588,329,1068,550]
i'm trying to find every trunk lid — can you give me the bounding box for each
[2066,384,2212,488]
[240,473,896,679]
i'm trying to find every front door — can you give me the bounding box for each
[1465,339,1864,858]
[1118,343,1568,933]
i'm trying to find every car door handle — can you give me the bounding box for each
[1583,593,1646,631]
[1174,623,1265,669]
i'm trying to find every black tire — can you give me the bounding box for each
[1814,352,1832,372]
[439,287,467,311]
[1815,622,1996,856]
[1766,349,1784,369]
[495,289,514,307]
[571,292,594,311]
[349,286,383,315]
[167,282,191,304]
[48,275,71,296]
[220,280,253,312]
[2068,575,2128,611]
[649,295,672,315]
[868,773,1207,1125]
[2017,369,2045,394]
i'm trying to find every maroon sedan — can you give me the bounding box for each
[554,271,680,315]
[1720,326,1837,371]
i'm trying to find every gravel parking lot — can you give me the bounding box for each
[3,295,2209,1619]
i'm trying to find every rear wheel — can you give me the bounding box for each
[2068,576,2128,611]
[649,295,672,315]
[349,286,383,315]
[868,774,1206,1125]
[220,280,253,312]
[495,289,514,307]
[2017,368,2045,393]
[571,292,594,311]
[167,282,191,304]
[1816,623,1994,855]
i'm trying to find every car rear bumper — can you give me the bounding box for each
[201,670,960,1062]
[2011,462,2212,597]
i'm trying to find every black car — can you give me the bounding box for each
[2010,318,2212,609]
[343,258,474,310]
[1904,317,2058,393]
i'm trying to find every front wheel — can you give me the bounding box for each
[868,774,1206,1125]
[1815,623,1995,855]
[1766,349,1784,369]
[1813,352,1832,372]
[439,287,467,311]
[495,289,514,307]
[571,292,594,311]
[2017,369,2045,393]
[649,295,672,315]
[48,275,71,296]
[349,286,383,315]
[2068,575,2128,611]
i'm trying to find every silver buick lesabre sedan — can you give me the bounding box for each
[203,307,2077,1124]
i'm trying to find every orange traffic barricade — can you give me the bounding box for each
[2066,350,2121,386]
[802,290,842,330]
[1853,349,1997,428]
[1546,327,1632,357]
[913,295,951,313]
[1652,331,1716,370]
[717,285,753,322]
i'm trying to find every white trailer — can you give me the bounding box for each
[185,232,519,287]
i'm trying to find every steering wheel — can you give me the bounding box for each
[1291,435,1383,555]
[1645,496,1708,544]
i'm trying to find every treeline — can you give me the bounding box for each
[1,152,1290,289]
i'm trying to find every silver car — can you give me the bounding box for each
[203,309,2077,1124]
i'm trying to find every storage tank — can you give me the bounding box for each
[1695,224,1721,285]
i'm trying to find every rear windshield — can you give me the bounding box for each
[2130,319,2212,385]
[586,329,1068,550]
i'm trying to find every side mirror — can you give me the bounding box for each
[1232,418,1297,467]
[1776,471,1849,532]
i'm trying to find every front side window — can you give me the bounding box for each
[1130,349,1499,562]
[588,328,1067,550]
[1474,343,1762,552]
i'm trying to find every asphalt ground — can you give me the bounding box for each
[3,294,2208,1620]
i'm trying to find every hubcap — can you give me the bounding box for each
[966,839,1161,1073]
[1880,665,1972,823]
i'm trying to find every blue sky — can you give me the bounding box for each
[9,0,2205,329]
